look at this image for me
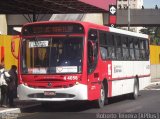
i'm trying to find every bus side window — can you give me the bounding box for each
[144,39,149,60]
[122,36,129,60]
[107,34,116,59]
[99,31,117,60]
[134,39,140,60]
[115,35,122,60]
[100,47,108,60]
[129,38,135,60]
[139,39,145,60]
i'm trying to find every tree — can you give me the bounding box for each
[140,27,160,45]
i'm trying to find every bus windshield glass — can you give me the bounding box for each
[21,36,83,74]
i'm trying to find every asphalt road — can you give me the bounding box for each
[17,84,160,119]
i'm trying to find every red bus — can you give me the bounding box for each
[18,21,150,108]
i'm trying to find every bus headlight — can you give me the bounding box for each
[75,82,79,85]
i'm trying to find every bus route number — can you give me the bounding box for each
[64,76,78,80]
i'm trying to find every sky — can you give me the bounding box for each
[143,0,160,8]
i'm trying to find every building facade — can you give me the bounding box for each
[117,0,143,9]
[0,15,7,35]
[117,0,143,32]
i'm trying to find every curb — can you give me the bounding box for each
[150,81,160,85]
[144,81,160,90]
[0,102,40,117]
[0,108,21,119]
[0,108,21,114]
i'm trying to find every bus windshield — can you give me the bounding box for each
[21,36,83,74]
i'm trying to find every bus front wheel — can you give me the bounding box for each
[95,83,105,108]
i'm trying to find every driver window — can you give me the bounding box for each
[88,29,98,73]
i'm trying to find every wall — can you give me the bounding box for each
[0,35,19,70]
[0,15,7,35]
[150,45,160,79]
[82,13,103,25]
[50,13,103,25]
[7,14,52,25]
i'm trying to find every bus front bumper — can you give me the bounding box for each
[17,83,88,101]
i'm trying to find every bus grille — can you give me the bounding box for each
[28,93,75,98]
[26,81,76,89]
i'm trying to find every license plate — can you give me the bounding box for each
[44,91,56,96]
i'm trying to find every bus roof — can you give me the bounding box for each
[109,27,148,39]
[23,21,148,39]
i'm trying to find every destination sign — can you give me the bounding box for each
[22,23,84,36]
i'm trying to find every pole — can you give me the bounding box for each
[33,14,36,22]
[128,0,130,31]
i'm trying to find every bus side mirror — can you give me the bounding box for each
[88,40,95,64]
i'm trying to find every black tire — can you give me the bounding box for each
[41,102,51,108]
[95,83,106,108]
[130,79,139,99]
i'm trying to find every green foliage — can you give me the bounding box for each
[140,27,160,45]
